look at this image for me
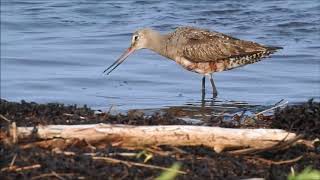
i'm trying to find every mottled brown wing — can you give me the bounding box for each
[179,27,269,62]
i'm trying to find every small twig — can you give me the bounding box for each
[227,147,257,155]
[10,122,17,144]
[255,101,288,116]
[14,164,41,172]
[84,139,96,151]
[109,152,138,157]
[267,134,304,152]
[170,146,187,154]
[92,156,187,174]
[274,99,284,106]
[297,139,315,149]
[9,154,17,169]
[52,149,76,156]
[85,152,138,157]
[0,114,11,122]
[228,134,303,155]
[107,105,116,114]
[1,164,41,172]
[51,171,66,180]
[52,148,138,158]
[32,172,77,180]
[63,113,73,117]
[247,155,303,165]
[146,147,172,156]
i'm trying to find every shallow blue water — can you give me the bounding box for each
[1,0,320,111]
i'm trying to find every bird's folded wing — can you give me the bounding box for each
[180,27,269,63]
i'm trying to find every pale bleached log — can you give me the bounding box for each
[15,124,296,152]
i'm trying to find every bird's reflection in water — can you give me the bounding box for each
[140,98,264,124]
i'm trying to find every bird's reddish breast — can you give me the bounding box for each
[175,57,229,75]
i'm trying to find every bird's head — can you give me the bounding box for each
[130,28,153,50]
[103,28,156,75]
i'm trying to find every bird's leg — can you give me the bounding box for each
[201,76,206,101]
[209,74,218,98]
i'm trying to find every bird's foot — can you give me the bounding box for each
[212,92,218,99]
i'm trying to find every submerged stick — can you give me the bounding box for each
[13,123,296,153]
[255,101,288,116]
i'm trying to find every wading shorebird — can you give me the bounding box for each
[104,27,281,99]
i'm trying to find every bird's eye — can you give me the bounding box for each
[134,35,138,41]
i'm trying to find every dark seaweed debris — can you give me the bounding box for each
[0,99,189,126]
[0,99,319,180]
[273,99,320,139]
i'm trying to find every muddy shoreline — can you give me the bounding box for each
[0,99,319,179]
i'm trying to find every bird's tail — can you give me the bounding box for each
[223,46,283,71]
[266,45,283,52]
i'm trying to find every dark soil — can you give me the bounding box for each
[0,99,319,180]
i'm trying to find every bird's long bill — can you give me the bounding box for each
[103,47,134,75]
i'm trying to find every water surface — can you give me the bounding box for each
[1,0,320,114]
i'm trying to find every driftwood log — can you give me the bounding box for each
[10,123,297,153]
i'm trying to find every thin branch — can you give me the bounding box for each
[52,149,183,174]
[51,171,66,180]
[92,156,187,174]
[247,155,303,165]
[9,154,17,168]
[0,114,11,123]
[1,164,41,172]
[170,146,187,154]
[274,99,285,106]
[108,152,138,157]
[255,101,288,116]
[52,148,138,158]
[9,122,17,143]
[146,147,172,156]
[228,134,304,155]
[32,172,77,180]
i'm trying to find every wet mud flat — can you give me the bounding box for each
[0,99,319,180]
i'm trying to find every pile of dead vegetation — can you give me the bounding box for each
[272,99,320,139]
[0,99,188,126]
[0,99,319,180]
